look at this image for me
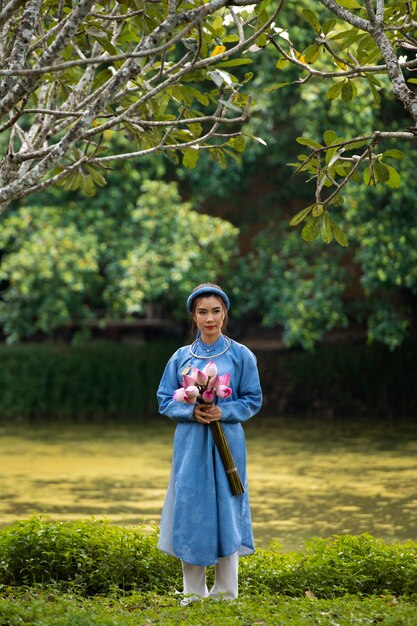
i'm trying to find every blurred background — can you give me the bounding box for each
[1,5,416,553]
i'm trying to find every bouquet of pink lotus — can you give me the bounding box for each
[173,361,244,496]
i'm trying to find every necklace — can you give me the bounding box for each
[189,336,232,359]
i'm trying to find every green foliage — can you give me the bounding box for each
[0,0,280,209]
[0,180,238,341]
[1,519,416,602]
[1,589,416,626]
[268,0,417,240]
[346,149,417,350]
[228,229,348,350]
[0,341,179,421]
[0,208,100,342]
[104,180,239,318]
[241,534,417,598]
[271,338,417,416]
[0,518,181,595]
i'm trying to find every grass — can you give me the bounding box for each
[1,588,417,625]
[0,518,416,625]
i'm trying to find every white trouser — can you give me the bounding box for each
[181,551,239,602]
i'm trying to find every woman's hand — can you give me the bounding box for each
[193,404,222,425]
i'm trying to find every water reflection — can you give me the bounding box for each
[0,417,416,551]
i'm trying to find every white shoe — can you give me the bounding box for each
[180,595,201,607]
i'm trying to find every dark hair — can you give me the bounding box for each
[190,283,229,336]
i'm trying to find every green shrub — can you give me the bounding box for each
[0,518,181,594]
[0,341,179,421]
[1,519,416,599]
[241,534,417,598]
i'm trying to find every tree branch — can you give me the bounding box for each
[0,0,26,29]
[319,0,372,32]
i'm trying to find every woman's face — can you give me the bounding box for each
[193,296,226,344]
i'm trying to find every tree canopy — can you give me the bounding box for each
[269,0,417,245]
[0,177,238,341]
[1,0,417,223]
[2,0,417,350]
[0,0,275,211]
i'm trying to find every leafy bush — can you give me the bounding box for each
[1,519,416,599]
[0,518,181,595]
[0,181,238,342]
[241,534,417,599]
[0,341,179,421]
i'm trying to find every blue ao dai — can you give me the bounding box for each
[157,334,262,566]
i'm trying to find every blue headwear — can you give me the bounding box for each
[186,286,230,313]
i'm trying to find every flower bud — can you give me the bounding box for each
[203,361,217,378]
[202,389,215,403]
[216,385,232,398]
[185,385,199,398]
[218,373,231,387]
[173,388,188,402]
[191,367,208,385]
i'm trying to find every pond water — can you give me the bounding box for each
[0,417,416,552]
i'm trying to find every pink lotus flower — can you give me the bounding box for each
[182,374,197,388]
[202,389,215,403]
[203,361,217,378]
[217,385,232,398]
[173,388,188,402]
[185,385,199,399]
[208,375,220,390]
[191,367,208,385]
[218,373,231,387]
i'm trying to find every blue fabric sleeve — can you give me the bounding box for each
[157,350,195,422]
[219,346,262,424]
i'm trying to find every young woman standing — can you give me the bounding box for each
[157,283,262,605]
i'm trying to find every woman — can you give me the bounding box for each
[157,283,262,605]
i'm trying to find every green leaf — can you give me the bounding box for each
[347,139,369,150]
[363,165,377,186]
[255,33,268,48]
[302,216,322,242]
[326,81,344,100]
[323,130,338,146]
[256,0,273,12]
[408,78,417,84]
[341,80,354,102]
[312,203,325,217]
[337,0,361,8]
[275,58,289,70]
[85,165,107,187]
[304,43,322,64]
[321,212,333,244]
[296,136,323,150]
[383,163,401,188]
[289,205,313,227]
[328,195,344,207]
[217,59,254,68]
[217,99,242,115]
[182,148,199,169]
[330,217,349,247]
[383,149,405,160]
[90,34,118,56]
[230,136,246,153]
[80,174,96,197]
[322,18,336,35]
[302,9,321,34]
[375,161,390,183]
[266,82,291,91]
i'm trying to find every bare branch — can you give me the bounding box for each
[0,0,41,100]
[364,0,376,23]
[0,0,26,28]
[89,10,144,21]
